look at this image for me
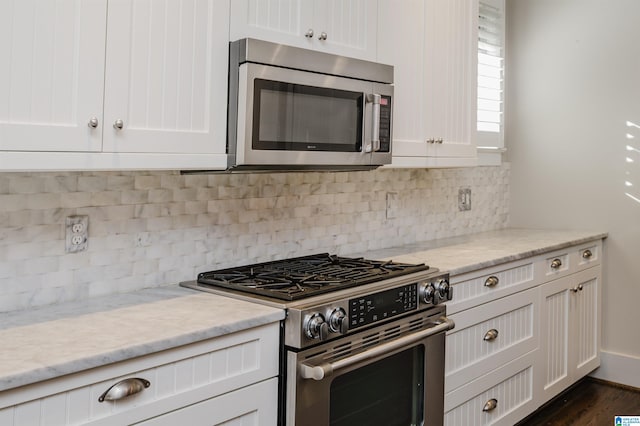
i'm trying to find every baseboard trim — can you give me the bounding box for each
[590,350,640,389]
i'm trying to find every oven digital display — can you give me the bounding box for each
[349,283,418,329]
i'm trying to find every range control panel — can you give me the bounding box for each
[349,283,418,329]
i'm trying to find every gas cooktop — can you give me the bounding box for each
[196,253,430,301]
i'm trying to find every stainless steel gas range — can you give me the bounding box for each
[181,253,454,426]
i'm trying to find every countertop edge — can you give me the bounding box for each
[447,232,608,276]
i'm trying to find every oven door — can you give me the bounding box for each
[231,62,392,169]
[286,312,454,426]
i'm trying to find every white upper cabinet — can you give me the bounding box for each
[379,0,478,168]
[0,0,107,152]
[103,0,228,155]
[230,0,378,61]
[0,0,229,171]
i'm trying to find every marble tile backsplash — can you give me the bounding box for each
[0,165,509,312]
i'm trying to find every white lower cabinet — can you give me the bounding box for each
[445,351,538,426]
[0,323,279,426]
[540,266,601,402]
[444,239,603,426]
[136,378,277,426]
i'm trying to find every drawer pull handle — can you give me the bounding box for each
[483,398,498,412]
[550,258,562,269]
[483,329,499,341]
[98,378,150,402]
[582,249,593,259]
[484,276,499,287]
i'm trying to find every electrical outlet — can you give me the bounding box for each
[458,188,472,211]
[66,215,88,253]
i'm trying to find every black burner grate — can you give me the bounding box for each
[197,253,429,300]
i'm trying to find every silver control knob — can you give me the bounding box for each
[328,308,348,334]
[436,278,452,302]
[304,313,329,340]
[420,282,436,304]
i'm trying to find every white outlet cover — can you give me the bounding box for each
[65,215,89,253]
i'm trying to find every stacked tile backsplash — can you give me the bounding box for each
[0,165,509,312]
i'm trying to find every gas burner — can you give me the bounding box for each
[196,253,429,301]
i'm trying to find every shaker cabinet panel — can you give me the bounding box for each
[0,0,107,152]
[103,0,229,154]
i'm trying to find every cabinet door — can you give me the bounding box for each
[312,0,377,60]
[230,0,376,60]
[423,0,477,159]
[382,0,477,168]
[136,378,278,426]
[102,0,229,155]
[539,275,572,401]
[0,0,106,152]
[377,0,434,160]
[572,266,601,379]
[230,0,312,50]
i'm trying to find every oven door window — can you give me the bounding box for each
[253,79,364,152]
[329,346,425,426]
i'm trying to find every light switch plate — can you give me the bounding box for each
[458,188,472,211]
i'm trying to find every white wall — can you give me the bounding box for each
[506,0,640,386]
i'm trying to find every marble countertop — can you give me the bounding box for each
[355,228,607,276]
[0,228,607,395]
[0,286,284,392]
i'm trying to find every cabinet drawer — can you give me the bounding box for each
[445,288,538,392]
[445,351,538,426]
[540,250,571,280]
[572,240,601,272]
[0,323,279,426]
[447,258,538,314]
[538,239,602,282]
[137,377,278,426]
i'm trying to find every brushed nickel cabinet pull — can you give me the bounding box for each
[570,284,583,293]
[98,377,150,402]
[113,119,124,130]
[483,398,498,412]
[484,276,499,287]
[483,329,499,341]
[582,249,593,259]
[550,258,562,269]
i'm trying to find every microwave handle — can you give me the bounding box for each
[299,316,455,381]
[365,93,381,153]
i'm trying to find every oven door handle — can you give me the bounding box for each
[299,316,455,381]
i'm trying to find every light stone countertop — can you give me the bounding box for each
[354,228,607,276]
[0,286,284,392]
[0,228,607,395]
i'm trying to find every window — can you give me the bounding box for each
[478,0,505,165]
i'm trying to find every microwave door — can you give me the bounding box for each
[234,63,374,168]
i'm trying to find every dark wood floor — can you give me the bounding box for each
[517,378,640,426]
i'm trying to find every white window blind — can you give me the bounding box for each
[478,0,505,164]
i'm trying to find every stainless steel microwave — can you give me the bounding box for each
[227,38,394,172]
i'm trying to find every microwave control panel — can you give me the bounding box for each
[378,95,392,152]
